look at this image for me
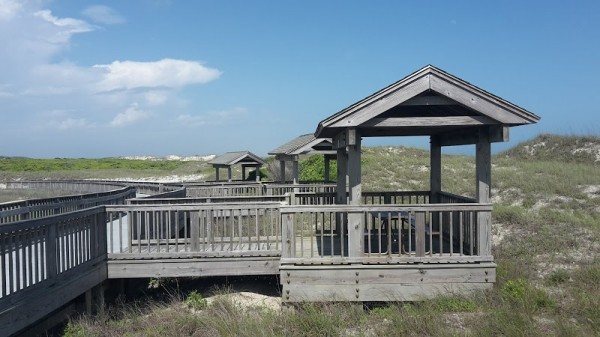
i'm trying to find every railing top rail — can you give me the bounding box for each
[438,191,477,202]
[129,195,288,203]
[0,206,105,233]
[106,202,282,212]
[281,203,492,213]
[0,186,134,208]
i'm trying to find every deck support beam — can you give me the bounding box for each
[324,156,331,182]
[476,127,492,257]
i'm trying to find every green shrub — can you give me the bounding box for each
[184,290,208,310]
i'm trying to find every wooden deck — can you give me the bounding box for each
[0,186,495,335]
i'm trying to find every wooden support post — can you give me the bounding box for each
[430,136,441,204]
[334,134,348,235]
[242,166,246,181]
[430,136,442,232]
[347,129,363,257]
[476,127,492,257]
[85,289,92,315]
[415,212,426,257]
[46,223,57,279]
[190,211,200,252]
[279,160,286,183]
[215,167,220,182]
[256,165,261,182]
[281,213,295,258]
[292,159,299,184]
[227,167,232,182]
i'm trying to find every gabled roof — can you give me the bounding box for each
[269,134,334,156]
[315,65,540,138]
[208,151,266,166]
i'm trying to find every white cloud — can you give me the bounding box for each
[110,104,151,127]
[55,117,93,130]
[82,5,125,25]
[177,107,247,127]
[94,59,222,92]
[0,0,21,21]
[34,10,94,43]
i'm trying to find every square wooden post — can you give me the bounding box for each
[279,160,286,183]
[242,166,246,180]
[476,127,492,257]
[227,166,232,182]
[292,157,299,184]
[215,167,220,182]
[430,135,441,204]
[334,133,348,237]
[346,129,363,258]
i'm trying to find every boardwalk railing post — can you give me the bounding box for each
[45,223,57,280]
[190,211,200,252]
[415,211,426,257]
[281,212,295,258]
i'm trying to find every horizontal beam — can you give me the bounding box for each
[400,95,459,106]
[361,116,498,128]
[439,126,509,146]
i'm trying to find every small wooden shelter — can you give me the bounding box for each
[268,134,335,183]
[279,65,540,302]
[208,151,266,182]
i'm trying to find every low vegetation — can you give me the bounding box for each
[2,134,600,335]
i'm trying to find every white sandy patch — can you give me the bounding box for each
[206,291,281,311]
[579,185,600,198]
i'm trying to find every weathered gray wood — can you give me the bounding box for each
[282,283,492,302]
[190,211,200,252]
[281,203,492,214]
[292,160,299,184]
[476,128,492,257]
[430,136,441,203]
[361,116,497,128]
[324,156,331,182]
[429,75,525,124]
[347,130,363,257]
[279,160,286,183]
[0,262,106,337]
[330,74,430,128]
[107,257,280,278]
[281,213,295,258]
[281,264,496,285]
[400,94,458,106]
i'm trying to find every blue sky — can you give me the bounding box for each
[0,1,598,158]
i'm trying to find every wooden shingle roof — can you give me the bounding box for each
[208,151,266,166]
[269,134,334,156]
[315,65,540,139]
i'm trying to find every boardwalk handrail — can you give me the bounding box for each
[0,207,107,336]
[280,203,493,265]
[128,195,288,205]
[0,187,136,224]
[105,202,282,257]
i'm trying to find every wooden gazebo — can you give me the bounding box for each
[268,134,335,183]
[279,65,540,302]
[208,151,266,182]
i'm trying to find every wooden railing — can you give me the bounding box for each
[439,191,477,203]
[128,195,288,205]
[362,191,430,205]
[0,187,136,224]
[265,184,336,196]
[0,207,107,336]
[105,203,282,257]
[280,203,493,264]
[186,184,265,198]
